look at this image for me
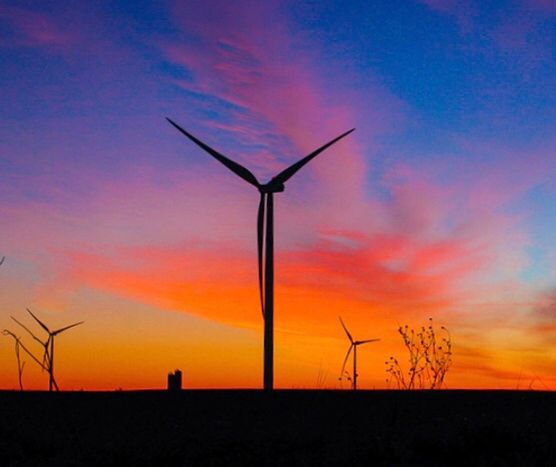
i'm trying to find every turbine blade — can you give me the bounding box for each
[52,321,84,336]
[26,308,51,334]
[272,129,355,185]
[0,256,5,266]
[339,316,354,343]
[167,118,260,188]
[11,316,46,346]
[340,344,353,378]
[357,338,380,345]
[257,192,265,319]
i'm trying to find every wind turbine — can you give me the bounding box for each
[12,309,84,391]
[167,118,354,391]
[339,316,379,390]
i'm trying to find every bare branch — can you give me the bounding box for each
[15,340,25,391]
[26,308,50,333]
[385,319,452,390]
[3,329,48,371]
[11,316,47,347]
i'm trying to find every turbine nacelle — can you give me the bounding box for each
[259,179,285,193]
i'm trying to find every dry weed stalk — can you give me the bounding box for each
[14,338,25,390]
[3,329,48,390]
[385,318,452,389]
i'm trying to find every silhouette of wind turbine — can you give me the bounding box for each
[167,118,354,391]
[12,309,84,391]
[339,316,379,390]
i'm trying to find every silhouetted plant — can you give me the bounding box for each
[3,329,48,390]
[385,318,452,389]
[315,364,328,389]
[339,369,353,388]
[14,337,25,390]
[4,331,26,390]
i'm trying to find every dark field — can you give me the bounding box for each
[0,390,554,466]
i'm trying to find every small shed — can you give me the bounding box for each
[167,369,182,391]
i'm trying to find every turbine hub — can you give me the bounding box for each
[259,180,285,193]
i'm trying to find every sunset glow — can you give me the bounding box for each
[1,0,555,390]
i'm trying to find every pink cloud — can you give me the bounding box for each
[451,138,556,212]
[2,76,548,340]
[28,151,527,327]
[529,288,556,345]
[158,1,409,281]
[522,0,556,13]
[162,0,400,205]
[419,0,462,12]
[416,0,477,32]
[0,5,77,48]
[419,0,555,65]
[489,8,554,67]
[491,15,538,51]
[3,132,543,325]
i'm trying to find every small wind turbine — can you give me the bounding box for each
[167,118,354,391]
[339,316,379,390]
[12,309,83,391]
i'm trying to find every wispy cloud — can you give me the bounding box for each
[416,0,477,32]
[530,287,556,345]
[0,5,77,48]
[418,0,556,68]
[522,0,556,13]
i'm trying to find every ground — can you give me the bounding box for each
[0,390,554,465]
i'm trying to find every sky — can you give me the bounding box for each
[1,0,555,390]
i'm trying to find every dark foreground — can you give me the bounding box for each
[0,390,554,466]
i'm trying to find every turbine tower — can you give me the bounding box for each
[168,118,354,391]
[339,316,379,390]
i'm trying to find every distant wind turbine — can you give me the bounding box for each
[168,118,354,391]
[11,309,84,391]
[339,316,379,390]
